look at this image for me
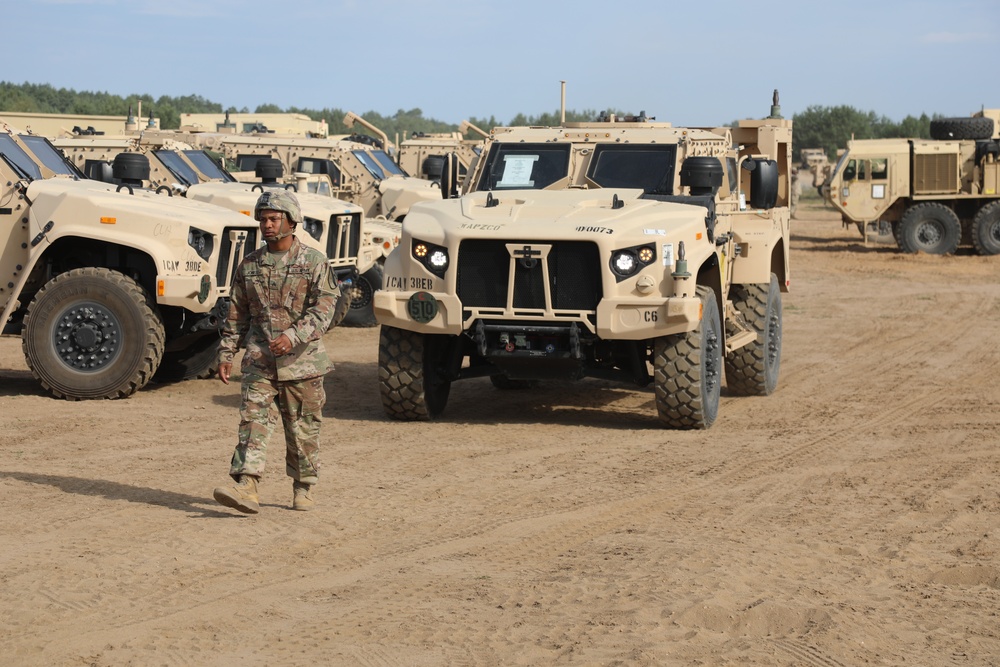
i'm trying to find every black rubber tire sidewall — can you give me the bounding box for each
[929,117,995,141]
[653,286,723,429]
[971,200,1000,256]
[22,268,165,399]
[378,325,452,420]
[724,274,782,396]
[897,203,962,254]
[342,263,383,328]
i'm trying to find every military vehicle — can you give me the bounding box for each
[0,126,260,399]
[825,109,1000,254]
[53,135,381,326]
[195,131,441,224]
[396,120,489,182]
[374,94,792,428]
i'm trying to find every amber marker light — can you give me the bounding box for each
[157,279,166,296]
[100,216,116,224]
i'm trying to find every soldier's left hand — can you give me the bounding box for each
[270,334,293,356]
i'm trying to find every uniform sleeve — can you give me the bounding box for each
[218,263,252,365]
[283,258,338,345]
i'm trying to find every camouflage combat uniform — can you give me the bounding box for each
[218,235,339,486]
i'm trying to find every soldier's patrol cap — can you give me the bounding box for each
[254,189,302,226]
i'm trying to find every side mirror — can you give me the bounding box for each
[440,153,459,199]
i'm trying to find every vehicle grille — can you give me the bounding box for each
[327,212,362,263]
[456,239,602,311]
[217,227,258,289]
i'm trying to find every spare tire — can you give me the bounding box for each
[929,117,994,141]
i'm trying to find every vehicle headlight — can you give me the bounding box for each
[187,227,214,260]
[412,239,449,277]
[613,251,637,275]
[610,244,656,280]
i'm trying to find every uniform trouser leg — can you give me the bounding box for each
[277,376,324,486]
[229,376,279,481]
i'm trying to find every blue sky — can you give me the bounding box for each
[9,0,998,126]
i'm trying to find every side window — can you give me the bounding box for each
[842,159,857,181]
[870,158,888,180]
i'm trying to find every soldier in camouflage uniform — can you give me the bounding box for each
[213,190,339,514]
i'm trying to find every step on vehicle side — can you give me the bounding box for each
[374,93,792,428]
[825,108,1000,254]
[54,136,380,327]
[0,126,259,398]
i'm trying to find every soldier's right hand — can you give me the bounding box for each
[218,363,232,385]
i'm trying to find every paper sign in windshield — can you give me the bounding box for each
[499,155,537,187]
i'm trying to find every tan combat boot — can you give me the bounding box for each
[213,475,260,514]
[292,481,315,511]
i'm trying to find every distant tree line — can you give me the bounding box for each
[0,82,949,157]
[790,105,938,161]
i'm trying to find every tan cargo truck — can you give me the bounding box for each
[374,96,792,428]
[53,136,382,327]
[0,126,259,398]
[826,110,1000,254]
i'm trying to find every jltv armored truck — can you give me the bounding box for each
[826,109,1000,254]
[0,126,259,398]
[54,136,382,327]
[374,98,792,428]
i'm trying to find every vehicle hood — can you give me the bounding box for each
[402,189,711,241]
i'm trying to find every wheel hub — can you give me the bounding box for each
[54,303,122,372]
[916,222,943,245]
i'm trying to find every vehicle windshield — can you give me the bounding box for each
[183,150,234,182]
[22,135,82,178]
[832,149,851,182]
[475,143,571,191]
[0,134,44,181]
[352,150,388,180]
[370,150,405,177]
[153,150,200,186]
[587,144,677,194]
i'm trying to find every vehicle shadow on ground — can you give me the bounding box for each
[320,361,693,430]
[0,470,237,517]
[791,233,898,254]
[0,370,50,398]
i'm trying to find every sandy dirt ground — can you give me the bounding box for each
[0,198,998,666]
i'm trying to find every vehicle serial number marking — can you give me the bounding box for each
[387,276,435,291]
[575,226,613,234]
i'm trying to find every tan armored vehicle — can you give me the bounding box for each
[396,121,489,182]
[0,126,259,399]
[826,109,1000,254]
[54,136,380,326]
[181,129,440,224]
[374,96,792,428]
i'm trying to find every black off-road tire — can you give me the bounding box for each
[725,274,782,396]
[897,203,962,255]
[378,325,452,420]
[22,268,165,400]
[154,334,220,381]
[343,263,383,328]
[971,200,1000,256]
[653,286,722,429]
[929,117,994,141]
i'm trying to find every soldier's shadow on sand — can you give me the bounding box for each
[0,470,239,517]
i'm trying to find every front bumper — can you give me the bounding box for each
[374,290,703,339]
